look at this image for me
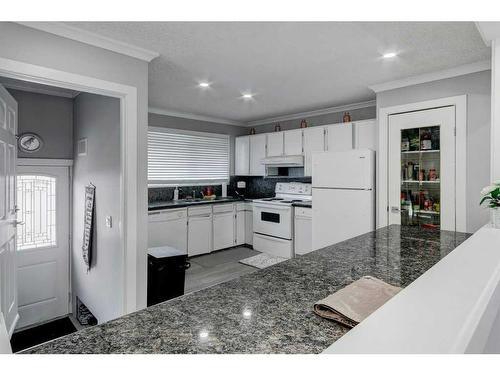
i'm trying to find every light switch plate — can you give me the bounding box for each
[237,181,246,188]
[105,216,112,228]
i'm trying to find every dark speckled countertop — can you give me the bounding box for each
[24,225,470,354]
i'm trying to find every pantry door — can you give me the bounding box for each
[388,106,456,231]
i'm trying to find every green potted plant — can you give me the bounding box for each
[480,181,500,228]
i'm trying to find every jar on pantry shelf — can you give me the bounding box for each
[428,168,438,181]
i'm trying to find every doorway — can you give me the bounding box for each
[388,106,456,231]
[377,96,467,232]
[15,164,71,329]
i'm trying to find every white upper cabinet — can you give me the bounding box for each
[284,129,303,156]
[235,136,250,175]
[326,123,354,152]
[303,126,325,176]
[249,134,266,176]
[266,132,284,157]
[354,119,377,150]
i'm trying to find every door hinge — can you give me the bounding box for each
[387,206,389,212]
[454,127,456,136]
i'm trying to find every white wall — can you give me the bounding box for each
[377,71,491,233]
[72,93,122,323]
[0,22,149,311]
[7,89,74,159]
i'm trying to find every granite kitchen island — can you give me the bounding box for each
[24,225,470,354]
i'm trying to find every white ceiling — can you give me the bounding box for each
[64,22,489,123]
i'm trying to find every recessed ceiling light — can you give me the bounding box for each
[198,82,210,88]
[382,52,397,59]
[242,93,253,99]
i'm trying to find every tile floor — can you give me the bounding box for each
[185,246,260,294]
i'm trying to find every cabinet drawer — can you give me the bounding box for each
[148,208,187,222]
[295,207,312,218]
[213,203,234,214]
[235,203,245,212]
[244,202,253,211]
[188,206,212,216]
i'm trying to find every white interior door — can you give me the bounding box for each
[388,106,455,231]
[16,165,70,329]
[0,85,18,339]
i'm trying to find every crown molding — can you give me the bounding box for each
[16,22,160,62]
[148,107,246,127]
[246,100,376,127]
[369,60,491,93]
[475,22,500,47]
[0,80,80,98]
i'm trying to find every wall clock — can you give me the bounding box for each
[18,132,44,153]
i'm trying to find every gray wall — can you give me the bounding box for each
[252,106,376,133]
[7,89,73,159]
[377,70,491,233]
[72,93,122,323]
[148,112,249,175]
[0,22,150,310]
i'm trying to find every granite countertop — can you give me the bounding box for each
[148,197,251,211]
[24,225,470,354]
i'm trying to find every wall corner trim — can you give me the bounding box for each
[148,106,246,127]
[369,60,492,93]
[16,22,160,62]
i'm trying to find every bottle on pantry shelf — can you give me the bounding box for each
[414,163,420,181]
[431,127,440,150]
[428,168,437,181]
[401,136,410,152]
[421,129,432,150]
[419,169,425,182]
[407,162,414,180]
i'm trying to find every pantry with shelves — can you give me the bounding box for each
[400,126,441,228]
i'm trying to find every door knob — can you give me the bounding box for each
[10,220,25,227]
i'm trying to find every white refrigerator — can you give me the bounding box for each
[312,149,375,250]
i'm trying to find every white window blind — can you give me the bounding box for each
[148,128,230,184]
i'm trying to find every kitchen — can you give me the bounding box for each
[2,17,500,362]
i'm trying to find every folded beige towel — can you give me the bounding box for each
[313,276,402,328]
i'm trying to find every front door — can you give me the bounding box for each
[0,84,18,337]
[388,106,456,231]
[16,165,70,329]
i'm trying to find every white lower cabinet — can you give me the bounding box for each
[294,207,312,255]
[188,206,213,257]
[244,203,253,246]
[148,208,188,253]
[235,203,245,246]
[213,204,236,251]
[149,202,255,257]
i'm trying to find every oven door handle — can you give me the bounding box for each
[253,203,291,211]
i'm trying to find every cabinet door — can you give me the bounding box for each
[294,209,312,255]
[244,210,253,245]
[354,120,377,150]
[326,123,353,152]
[284,129,303,156]
[162,218,187,252]
[266,132,284,157]
[303,126,325,176]
[213,212,235,250]
[236,211,245,246]
[249,134,266,176]
[235,136,250,175]
[188,214,213,257]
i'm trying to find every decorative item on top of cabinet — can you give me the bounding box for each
[249,128,256,135]
[300,119,308,128]
[343,112,352,123]
[274,123,281,132]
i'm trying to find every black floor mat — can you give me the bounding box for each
[10,317,77,353]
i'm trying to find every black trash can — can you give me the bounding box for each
[147,246,190,307]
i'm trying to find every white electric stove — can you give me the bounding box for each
[252,182,312,258]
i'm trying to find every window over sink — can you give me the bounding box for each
[148,127,230,186]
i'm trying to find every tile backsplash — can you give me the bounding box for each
[148,175,311,203]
